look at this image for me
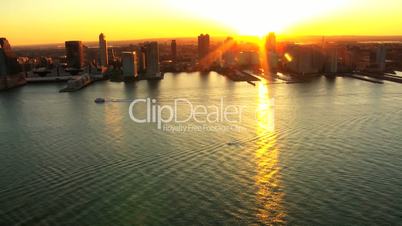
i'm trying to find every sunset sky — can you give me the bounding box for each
[2,0,402,45]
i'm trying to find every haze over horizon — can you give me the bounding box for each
[2,0,402,46]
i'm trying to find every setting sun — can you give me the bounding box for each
[169,0,349,36]
[1,0,402,45]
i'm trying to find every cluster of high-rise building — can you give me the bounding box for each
[218,33,279,77]
[121,41,161,81]
[345,44,390,73]
[3,31,402,91]
[282,44,325,75]
[219,33,279,75]
[61,33,162,80]
[280,42,393,76]
[216,32,400,78]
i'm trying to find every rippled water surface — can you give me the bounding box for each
[1,72,402,225]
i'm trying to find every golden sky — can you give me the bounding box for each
[2,0,402,45]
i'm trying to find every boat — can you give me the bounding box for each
[95,98,106,104]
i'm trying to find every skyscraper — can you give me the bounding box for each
[99,33,108,67]
[284,44,324,75]
[65,41,84,69]
[222,37,236,68]
[0,38,21,76]
[0,38,25,90]
[122,52,138,81]
[144,42,161,79]
[325,48,338,74]
[198,34,210,60]
[0,40,10,77]
[265,32,278,74]
[135,46,146,74]
[171,40,177,62]
[376,45,387,72]
[265,32,277,53]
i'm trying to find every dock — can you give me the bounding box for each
[247,81,256,86]
[222,70,260,82]
[242,71,309,84]
[274,72,316,84]
[345,74,384,84]
[59,74,98,92]
[381,73,402,83]
[26,76,79,83]
[242,70,270,81]
[358,72,402,83]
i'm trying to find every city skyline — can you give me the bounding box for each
[2,0,402,45]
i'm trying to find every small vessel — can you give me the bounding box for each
[227,140,240,146]
[95,98,106,104]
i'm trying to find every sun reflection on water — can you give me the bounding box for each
[104,103,124,141]
[255,83,286,224]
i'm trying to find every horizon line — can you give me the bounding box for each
[10,34,402,47]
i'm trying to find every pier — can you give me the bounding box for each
[348,72,402,84]
[344,74,384,84]
[59,74,105,92]
[26,76,79,83]
[222,70,260,82]
[378,73,402,83]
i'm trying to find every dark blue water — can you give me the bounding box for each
[1,72,402,225]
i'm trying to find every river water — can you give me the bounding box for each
[1,72,402,225]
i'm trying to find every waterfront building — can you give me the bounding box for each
[336,46,354,72]
[222,51,236,68]
[122,52,138,80]
[135,46,146,74]
[198,34,211,70]
[99,33,108,67]
[144,42,161,79]
[284,44,324,75]
[265,32,277,53]
[238,51,260,69]
[0,38,26,90]
[171,40,177,62]
[0,38,21,76]
[325,48,338,74]
[265,32,278,74]
[108,48,116,64]
[267,51,279,73]
[222,37,237,68]
[65,41,84,69]
[348,46,370,71]
[198,34,210,60]
[376,45,387,72]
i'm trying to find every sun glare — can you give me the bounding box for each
[169,0,349,36]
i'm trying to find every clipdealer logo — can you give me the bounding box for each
[128,98,248,130]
